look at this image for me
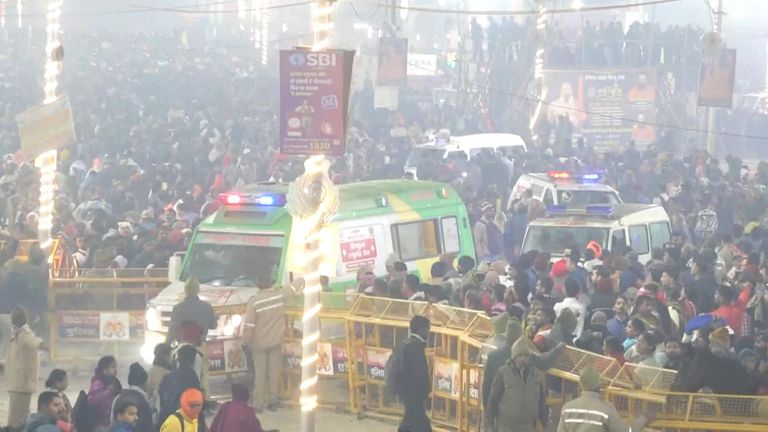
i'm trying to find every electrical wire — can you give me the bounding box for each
[0,0,311,17]
[369,0,683,16]
[406,61,768,141]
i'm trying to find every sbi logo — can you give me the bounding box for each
[289,53,306,66]
[288,51,337,67]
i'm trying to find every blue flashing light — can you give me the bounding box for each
[546,205,569,214]
[219,192,286,207]
[581,173,601,182]
[585,205,614,216]
[256,195,276,206]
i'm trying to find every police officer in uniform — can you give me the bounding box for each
[242,287,290,412]
[557,366,653,431]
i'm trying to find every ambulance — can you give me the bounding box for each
[506,171,622,211]
[142,180,475,367]
[520,204,671,265]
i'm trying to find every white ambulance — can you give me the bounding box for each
[520,204,671,265]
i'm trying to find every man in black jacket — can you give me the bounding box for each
[398,315,431,432]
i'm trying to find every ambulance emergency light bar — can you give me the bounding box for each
[219,192,287,207]
[547,171,602,182]
[546,205,614,216]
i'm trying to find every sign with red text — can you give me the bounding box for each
[340,226,379,270]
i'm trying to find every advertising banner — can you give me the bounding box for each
[378,38,408,86]
[698,48,736,108]
[365,347,391,381]
[15,96,76,159]
[433,358,460,399]
[543,69,657,151]
[317,342,334,376]
[282,342,302,369]
[279,49,355,156]
[407,54,438,77]
[59,312,144,340]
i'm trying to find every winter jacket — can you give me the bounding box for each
[159,411,198,432]
[108,421,133,432]
[6,324,42,394]
[398,334,430,401]
[147,365,171,412]
[157,367,201,426]
[88,376,120,427]
[112,386,154,432]
[486,339,544,432]
[242,289,290,350]
[24,413,60,432]
[210,401,265,432]
[557,391,647,432]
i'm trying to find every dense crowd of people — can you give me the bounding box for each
[0,8,766,432]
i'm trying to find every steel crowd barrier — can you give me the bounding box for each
[48,268,168,364]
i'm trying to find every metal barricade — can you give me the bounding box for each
[48,268,168,365]
[458,313,493,432]
[345,296,429,419]
[609,363,677,392]
[605,387,768,431]
[279,292,358,410]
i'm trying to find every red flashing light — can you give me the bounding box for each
[224,194,242,205]
[548,171,570,180]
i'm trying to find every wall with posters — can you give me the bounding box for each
[542,69,658,151]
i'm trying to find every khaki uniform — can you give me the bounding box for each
[557,391,646,432]
[6,325,42,429]
[242,288,290,410]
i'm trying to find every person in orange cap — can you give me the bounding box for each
[159,388,203,432]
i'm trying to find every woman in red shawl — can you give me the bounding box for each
[210,384,277,432]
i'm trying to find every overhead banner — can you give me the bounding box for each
[378,37,408,86]
[15,96,76,159]
[698,48,736,108]
[543,69,657,151]
[280,49,355,156]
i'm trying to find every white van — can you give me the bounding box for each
[404,133,528,178]
[520,204,671,265]
[507,172,622,211]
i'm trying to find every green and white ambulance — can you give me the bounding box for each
[142,180,475,367]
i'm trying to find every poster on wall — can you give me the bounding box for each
[223,340,248,373]
[542,69,657,151]
[283,342,302,369]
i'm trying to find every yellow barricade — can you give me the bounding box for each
[605,386,768,431]
[280,293,358,410]
[48,268,168,364]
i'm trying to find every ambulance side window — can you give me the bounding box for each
[441,217,460,254]
[611,229,627,255]
[543,189,554,206]
[392,220,442,261]
[629,225,650,255]
[649,222,671,251]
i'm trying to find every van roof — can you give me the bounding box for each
[521,173,618,192]
[417,133,527,152]
[206,180,464,227]
[530,204,668,227]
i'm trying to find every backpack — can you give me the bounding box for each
[72,390,99,432]
[384,338,410,397]
[172,412,185,432]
